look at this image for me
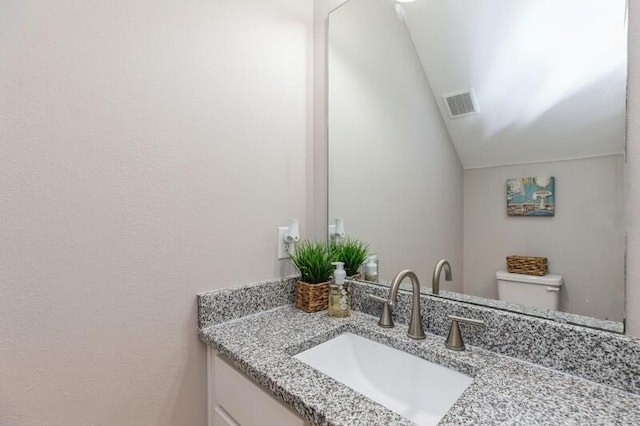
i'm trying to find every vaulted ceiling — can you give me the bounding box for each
[401,0,627,169]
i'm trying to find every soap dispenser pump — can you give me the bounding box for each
[329,262,350,317]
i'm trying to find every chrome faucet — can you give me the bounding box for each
[368,269,425,340]
[432,259,452,295]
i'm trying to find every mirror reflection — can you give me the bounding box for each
[328,0,627,331]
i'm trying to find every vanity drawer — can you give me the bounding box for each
[213,354,306,426]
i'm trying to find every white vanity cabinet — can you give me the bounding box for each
[207,347,308,426]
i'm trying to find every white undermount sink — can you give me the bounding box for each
[293,333,472,426]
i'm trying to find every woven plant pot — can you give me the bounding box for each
[295,280,329,312]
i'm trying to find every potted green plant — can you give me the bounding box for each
[290,240,335,312]
[331,238,369,278]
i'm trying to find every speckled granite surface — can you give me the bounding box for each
[353,280,640,394]
[199,306,640,426]
[432,289,625,333]
[371,278,624,333]
[197,275,297,328]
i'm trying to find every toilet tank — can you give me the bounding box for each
[496,270,563,311]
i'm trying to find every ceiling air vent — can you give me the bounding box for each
[442,89,480,119]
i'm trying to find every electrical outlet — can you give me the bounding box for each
[278,226,290,259]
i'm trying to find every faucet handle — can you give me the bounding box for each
[444,315,485,351]
[367,294,394,328]
[367,294,387,304]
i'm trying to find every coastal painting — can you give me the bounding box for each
[507,177,555,216]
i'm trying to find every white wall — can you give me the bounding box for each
[327,0,464,288]
[464,155,625,321]
[0,0,312,424]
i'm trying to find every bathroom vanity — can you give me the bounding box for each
[198,277,640,426]
[209,352,307,426]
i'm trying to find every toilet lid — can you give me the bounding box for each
[496,270,563,286]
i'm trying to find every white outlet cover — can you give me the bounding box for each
[278,227,290,259]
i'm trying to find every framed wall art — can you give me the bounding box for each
[507,177,555,216]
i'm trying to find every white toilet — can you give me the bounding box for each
[496,270,563,310]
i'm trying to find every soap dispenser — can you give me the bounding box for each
[364,255,378,282]
[329,262,351,318]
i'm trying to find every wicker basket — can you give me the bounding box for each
[506,255,548,276]
[295,281,329,312]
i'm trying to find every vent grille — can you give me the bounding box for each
[442,89,479,119]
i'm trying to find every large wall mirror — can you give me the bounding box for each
[328,0,628,332]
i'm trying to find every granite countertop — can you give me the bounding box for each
[199,305,640,426]
[371,278,624,333]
